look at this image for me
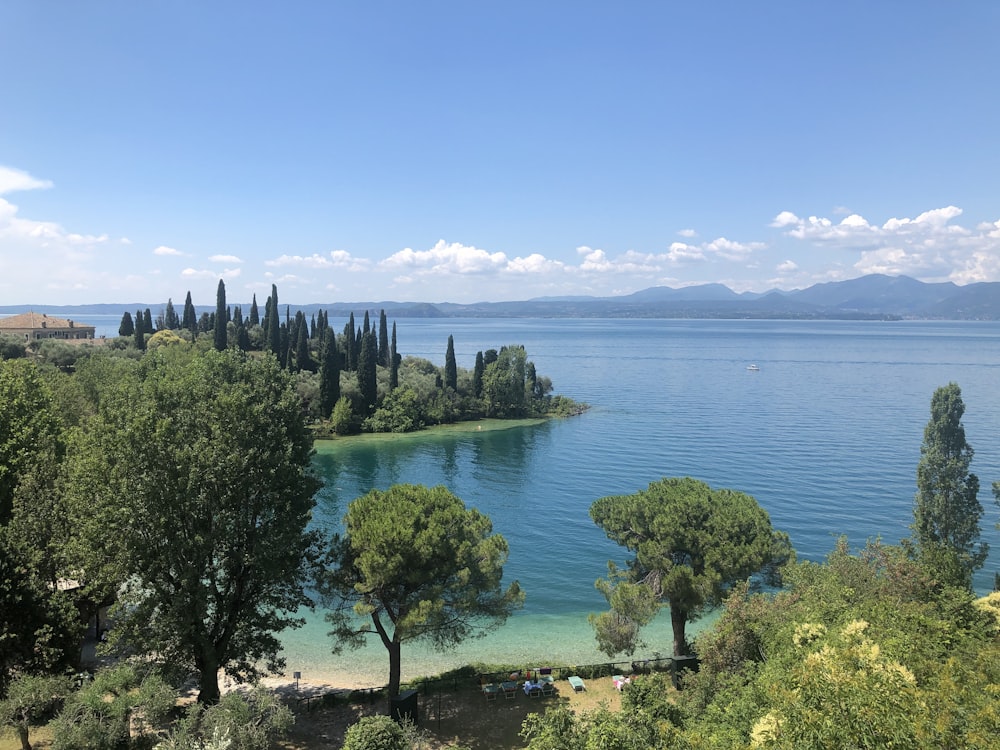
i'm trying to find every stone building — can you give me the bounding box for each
[0,311,96,340]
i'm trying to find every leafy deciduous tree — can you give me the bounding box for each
[64,349,321,703]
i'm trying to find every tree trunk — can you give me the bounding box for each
[17,724,30,750]
[670,604,687,657]
[197,653,221,705]
[387,638,402,700]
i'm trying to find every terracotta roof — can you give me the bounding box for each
[0,312,94,330]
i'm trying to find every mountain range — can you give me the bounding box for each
[3,274,1000,320]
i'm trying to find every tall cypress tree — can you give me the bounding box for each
[345,313,356,371]
[362,310,370,336]
[232,305,243,328]
[249,294,260,327]
[357,331,377,414]
[214,279,228,351]
[389,322,399,391]
[319,329,340,419]
[378,310,389,367]
[278,322,289,369]
[296,315,313,372]
[473,351,484,398]
[445,335,457,391]
[164,298,180,330]
[143,308,154,335]
[133,309,146,350]
[267,285,280,358]
[182,291,197,335]
[912,382,987,588]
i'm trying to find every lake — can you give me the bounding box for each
[273,318,1000,686]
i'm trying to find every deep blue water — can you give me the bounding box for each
[280,319,1000,684]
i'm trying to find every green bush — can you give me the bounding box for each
[342,715,407,750]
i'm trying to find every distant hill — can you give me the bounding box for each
[3,275,1000,320]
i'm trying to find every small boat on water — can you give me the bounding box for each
[746,364,760,371]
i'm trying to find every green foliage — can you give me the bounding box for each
[214,279,227,351]
[590,477,792,657]
[480,345,527,417]
[118,311,135,337]
[342,715,407,750]
[321,484,524,697]
[331,395,360,435]
[364,387,423,433]
[51,663,175,750]
[0,672,72,750]
[663,538,1000,749]
[357,331,377,413]
[913,382,987,589]
[0,359,63,524]
[158,689,293,750]
[521,699,679,750]
[444,335,457,391]
[63,349,321,703]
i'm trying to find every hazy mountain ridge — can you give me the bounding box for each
[3,275,999,320]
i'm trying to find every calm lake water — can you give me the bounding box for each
[275,318,1000,685]
[63,314,1000,682]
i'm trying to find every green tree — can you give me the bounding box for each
[164,297,180,330]
[157,689,293,750]
[182,291,197,335]
[389,322,399,391]
[318,329,340,419]
[133,308,146,350]
[248,293,260,327]
[64,349,321,704]
[0,359,63,524]
[444,335,457,391]
[473,350,484,398]
[320,484,524,698]
[143,308,153,335]
[214,279,228,351]
[51,664,175,750]
[267,284,280,358]
[378,309,390,367]
[357,330,377,414]
[117,311,134,337]
[590,477,791,657]
[481,345,527,417]
[0,673,73,750]
[912,383,986,589]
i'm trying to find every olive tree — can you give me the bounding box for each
[590,477,791,657]
[320,484,524,698]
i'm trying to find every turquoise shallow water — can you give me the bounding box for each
[276,318,1000,686]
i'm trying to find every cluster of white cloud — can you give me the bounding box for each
[4,163,1000,304]
[771,206,1000,285]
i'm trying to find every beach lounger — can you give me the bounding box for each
[568,675,586,692]
[541,682,555,697]
[482,683,499,701]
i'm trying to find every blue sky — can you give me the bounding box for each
[2,1,999,306]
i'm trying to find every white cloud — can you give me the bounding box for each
[380,240,508,275]
[773,205,1000,284]
[0,166,52,195]
[678,228,698,238]
[704,237,766,261]
[666,242,704,263]
[153,245,182,256]
[776,260,799,273]
[266,253,333,268]
[209,254,243,263]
